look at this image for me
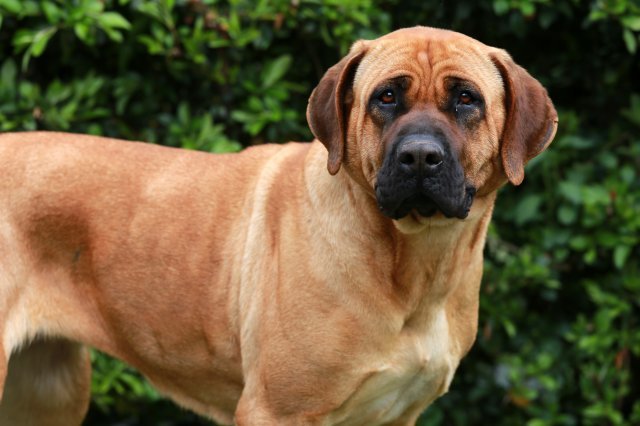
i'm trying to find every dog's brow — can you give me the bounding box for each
[444,77,483,95]
[372,76,411,93]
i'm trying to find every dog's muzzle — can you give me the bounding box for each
[375,134,476,220]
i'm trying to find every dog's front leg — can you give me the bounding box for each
[235,385,323,426]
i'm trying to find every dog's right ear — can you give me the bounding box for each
[307,42,367,175]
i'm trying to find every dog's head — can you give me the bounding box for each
[307,27,557,227]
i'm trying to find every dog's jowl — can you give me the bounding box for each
[0,26,556,425]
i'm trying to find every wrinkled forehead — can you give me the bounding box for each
[353,28,504,102]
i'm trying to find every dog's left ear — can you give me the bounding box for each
[307,42,368,175]
[491,51,558,185]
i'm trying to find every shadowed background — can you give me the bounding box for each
[0,0,638,425]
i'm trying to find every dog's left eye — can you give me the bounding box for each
[378,90,396,105]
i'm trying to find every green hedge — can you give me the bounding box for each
[0,1,638,425]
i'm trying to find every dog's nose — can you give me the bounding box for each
[396,140,444,175]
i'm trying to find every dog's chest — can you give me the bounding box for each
[327,309,458,425]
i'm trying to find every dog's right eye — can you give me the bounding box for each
[458,91,474,105]
[378,90,396,105]
[369,85,404,125]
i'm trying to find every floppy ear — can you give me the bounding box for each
[491,51,558,185]
[306,43,367,175]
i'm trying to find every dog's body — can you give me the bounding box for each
[0,27,556,425]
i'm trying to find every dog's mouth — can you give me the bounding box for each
[375,184,476,220]
[374,131,477,221]
[385,194,438,219]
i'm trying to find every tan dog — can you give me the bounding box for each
[0,27,556,425]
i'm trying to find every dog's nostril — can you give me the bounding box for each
[399,152,415,165]
[397,140,445,172]
[425,153,443,166]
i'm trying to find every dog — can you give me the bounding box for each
[0,26,557,425]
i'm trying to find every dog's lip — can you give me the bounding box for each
[376,193,439,220]
[375,184,476,220]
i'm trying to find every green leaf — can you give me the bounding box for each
[613,245,630,269]
[230,110,255,123]
[261,55,292,89]
[503,319,516,337]
[559,181,583,204]
[164,0,176,12]
[581,186,610,206]
[177,102,190,124]
[493,0,510,15]
[97,12,131,30]
[623,28,637,54]
[587,9,606,22]
[102,27,124,42]
[41,1,62,23]
[596,231,619,248]
[569,235,591,250]
[559,135,595,149]
[45,79,72,104]
[0,0,21,14]
[135,0,174,28]
[208,38,230,48]
[74,22,92,44]
[247,120,265,136]
[0,60,17,88]
[74,0,103,16]
[620,166,635,184]
[211,138,241,154]
[520,2,535,17]
[13,29,36,49]
[30,26,57,57]
[622,16,640,31]
[558,204,577,225]
[137,35,165,54]
[514,194,542,226]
